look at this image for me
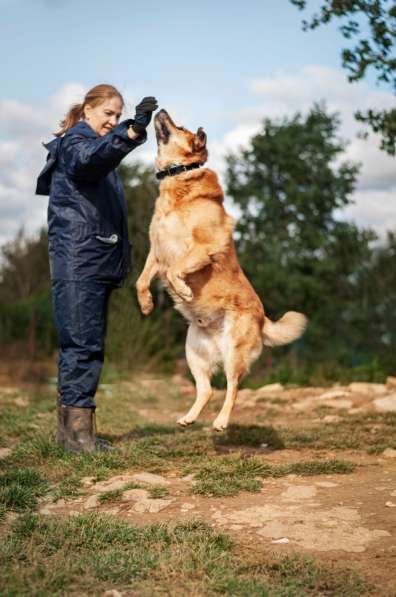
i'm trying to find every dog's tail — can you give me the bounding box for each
[262,311,307,347]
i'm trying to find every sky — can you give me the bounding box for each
[0,0,395,246]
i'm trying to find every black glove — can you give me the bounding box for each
[132,96,158,135]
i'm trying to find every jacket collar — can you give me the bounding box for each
[64,120,99,139]
[42,137,62,157]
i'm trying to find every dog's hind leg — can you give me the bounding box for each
[177,325,214,426]
[212,359,243,432]
[213,315,262,431]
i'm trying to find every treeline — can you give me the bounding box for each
[0,105,395,383]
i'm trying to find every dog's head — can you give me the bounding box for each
[154,109,208,170]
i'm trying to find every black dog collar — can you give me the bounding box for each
[156,162,201,180]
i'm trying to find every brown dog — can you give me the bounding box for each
[136,109,307,431]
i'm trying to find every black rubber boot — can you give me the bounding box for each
[57,405,114,453]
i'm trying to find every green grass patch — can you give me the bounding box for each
[280,412,396,452]
[98,488,124,504]
[0,513,372,596]
[190,455,356,497]
[0,469,48,513]
[148,485,170,499]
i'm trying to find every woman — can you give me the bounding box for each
[36,84,158,453]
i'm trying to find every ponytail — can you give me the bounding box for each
[54,84,124,137]
[54,103,84,137]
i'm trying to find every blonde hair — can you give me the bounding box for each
[54,84,124,137]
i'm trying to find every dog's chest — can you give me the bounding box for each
[150,204,191,264]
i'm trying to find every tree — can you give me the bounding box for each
[225,105,377,374]
[291,0,396,154]
[0,227,49,302]
[119,162,158,281]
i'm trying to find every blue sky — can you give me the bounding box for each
[0,0,395,244]
[1,0,343,135]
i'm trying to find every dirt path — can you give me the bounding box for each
[1,371,396,594]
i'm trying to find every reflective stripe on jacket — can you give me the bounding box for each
[36,119,146,284]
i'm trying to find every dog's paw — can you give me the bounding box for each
[167,272,194,303]
[137,292,154,315]
[177,284,193,302]
[212,415,229,432]
[177,415,196,427]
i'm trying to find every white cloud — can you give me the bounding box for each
[0,83,152,246]
[0,69,395,248]
[208,65,396,238]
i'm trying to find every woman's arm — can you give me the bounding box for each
[63,120,146,182]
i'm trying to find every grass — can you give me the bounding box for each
[148,485,170,499]
[189,455,356,497]
[0,381,387,594]
[279,412,396,452]
[0,513,372,596]
[0,469,49,513]
[98,488,124,503]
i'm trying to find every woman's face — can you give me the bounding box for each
[84,96,123,136]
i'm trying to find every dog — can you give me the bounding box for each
[136,109,307,431]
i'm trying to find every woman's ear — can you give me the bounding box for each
[83,104,92,121]
[193,127,207,151]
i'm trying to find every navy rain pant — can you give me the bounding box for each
[52,280,115,409]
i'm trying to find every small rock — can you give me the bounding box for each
[256,383,284,395]
[385,501,396,508]
[0,448,12,460]
[122,489,149,502]
[180,502,195,511]
[383,448,396,459]
[323,399,353,410]
[131,472,170,486]
[319,389,350,400]
[94,475,137,492]
[132,498,174,513]
[84,495,99,510]
[271,537,290,544]
[349,382,387,395]
[103,590,123,597]
[390,491,396,497]
[374,395,396,413]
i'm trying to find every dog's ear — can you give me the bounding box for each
[193,127,207,151]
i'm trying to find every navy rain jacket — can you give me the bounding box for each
[36,120,146,284]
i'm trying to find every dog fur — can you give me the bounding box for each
[136,110,307,430]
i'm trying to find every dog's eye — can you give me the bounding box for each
[176,126,184,131]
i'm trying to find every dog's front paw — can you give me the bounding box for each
[167,271,194,302]
[176,283,193,302]
[137,291,154,315]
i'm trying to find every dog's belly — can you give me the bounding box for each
[150,211,190,267]
[176,303,224,330]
